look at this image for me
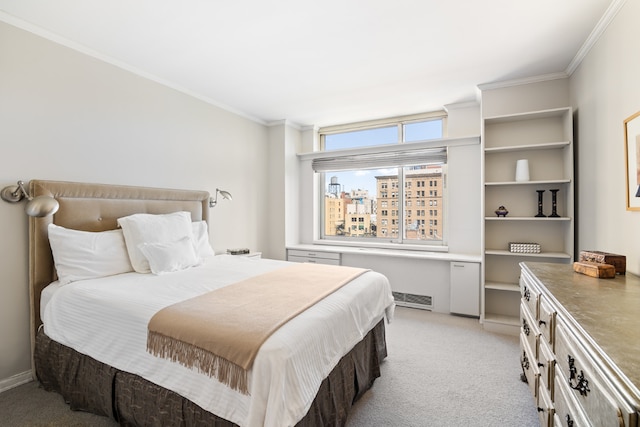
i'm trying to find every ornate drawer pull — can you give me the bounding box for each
[568,355,591,396]
[523,286,531,301]
[522,318,530,336]
[565,414,574,427]
[539,319,546,326]
[521,350,530,370]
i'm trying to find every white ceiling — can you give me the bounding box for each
[0,0,619,127]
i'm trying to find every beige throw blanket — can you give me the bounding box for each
[147,262,368,394]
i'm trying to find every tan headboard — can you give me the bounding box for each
[27,180,210,361]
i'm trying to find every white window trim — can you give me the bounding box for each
[303,137,481,252]
[298,136,478,162]
[319,111,447,136]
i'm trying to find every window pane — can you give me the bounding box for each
[323,168,397,239]
[324,126,397,151]
[319,115,446,246]
[403,165,444,242]
[404,120,443,142]
[323,165,444,244]
[375,171,399,240]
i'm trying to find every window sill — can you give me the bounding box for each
[288,243,481,263]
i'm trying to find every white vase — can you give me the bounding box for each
[515,159,530,182]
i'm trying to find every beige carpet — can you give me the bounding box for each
[0,307,539,426]
[347,307,539,426]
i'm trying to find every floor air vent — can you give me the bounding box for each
[392,291,433,310]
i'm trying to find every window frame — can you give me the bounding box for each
[313,112,452,251]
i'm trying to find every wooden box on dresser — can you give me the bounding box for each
[519,262,640,427]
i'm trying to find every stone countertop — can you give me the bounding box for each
[521,262,640,405]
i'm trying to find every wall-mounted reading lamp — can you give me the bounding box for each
[209,188,232,208]
[1,180,59,217]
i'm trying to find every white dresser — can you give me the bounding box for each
[519,262,640,427]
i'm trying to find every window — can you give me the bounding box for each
[314,113,446,247]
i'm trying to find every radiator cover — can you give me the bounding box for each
[392,291,433,310]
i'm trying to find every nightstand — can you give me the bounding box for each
[227,252,261,259]
[241,252,261,259]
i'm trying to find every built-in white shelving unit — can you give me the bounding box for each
[481,107,574,334]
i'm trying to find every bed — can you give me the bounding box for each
[27,180,394,427]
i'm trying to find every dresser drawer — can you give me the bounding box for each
[287,249,341,260]
[539,295,556,349]
[555,319,629,427]
[538,382,554,427]
[287,249,341,265]
[538,338,555,396]
[521,301,540,359]
[520,273,540,320]
[554,373,591,427]
[287,255,341,265]
[520,332,540,399]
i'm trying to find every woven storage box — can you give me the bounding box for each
[579,250,626,275]
[509,242,541,254]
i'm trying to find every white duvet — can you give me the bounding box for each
[42,255,394,427]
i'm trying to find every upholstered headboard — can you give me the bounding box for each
[27,180,210,360]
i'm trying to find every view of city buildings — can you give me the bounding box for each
[324,165,443,241]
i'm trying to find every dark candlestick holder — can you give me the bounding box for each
[549,189,560,217]
[535,190,546,217]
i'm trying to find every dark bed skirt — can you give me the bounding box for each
[34,320,387,426]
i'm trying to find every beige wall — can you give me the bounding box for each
[0,21,270,384]
[570,0,640,275]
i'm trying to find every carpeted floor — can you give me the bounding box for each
[0,307,539,426]
[346,307,540,426]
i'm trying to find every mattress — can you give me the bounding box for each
[42,255,395,427]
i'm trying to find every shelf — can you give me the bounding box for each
[483,313,520,327]
[485,179,571,186]
[484,107,571,124]
[485,249,571,259]
[485,216,571,221]
[484,141,570,153]
[485,281,520,292]
[482,102,573,336]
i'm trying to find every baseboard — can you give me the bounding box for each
[482,320,520,336]
[0,371,33,393]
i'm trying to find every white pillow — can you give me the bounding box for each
[192,221,215,260]
[48,224,133,285]
[138,236,199,275]
[117,211,193,273]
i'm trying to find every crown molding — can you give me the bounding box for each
[477,0,627,92]
[565,0,627,75]
[0,12,268,126]
[477,72,569,92]
[443,101,480,111]
[266,119,304,131]
[301,125,320,133]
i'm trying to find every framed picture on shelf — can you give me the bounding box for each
[624,110,640,211]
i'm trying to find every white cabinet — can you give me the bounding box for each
[482,107,574,334]
[449,262,480,317]
[286,249,341,265]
